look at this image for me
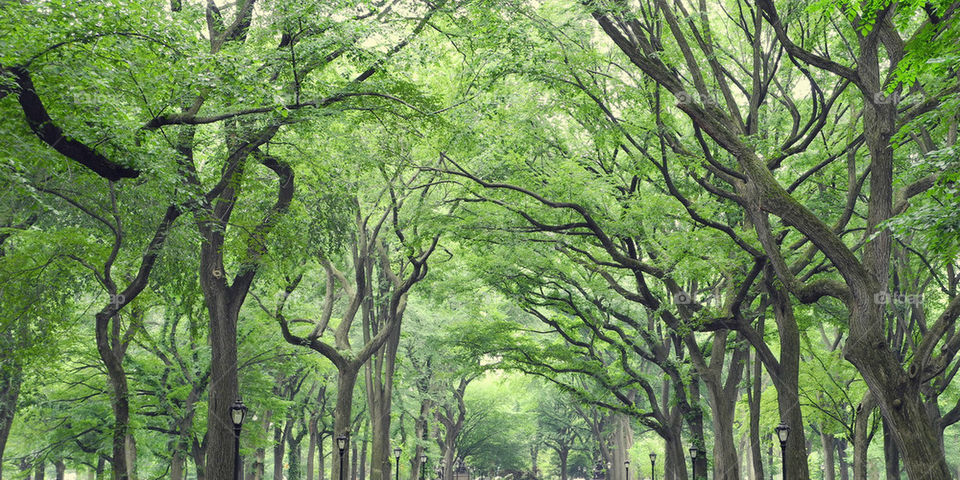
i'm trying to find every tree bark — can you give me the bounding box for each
[333,367,361,480]
[837,439,851,480]
[854,392,875,480]
[309,418,319,480]
[0,361,22,480]
[822,432,836,480]
[748,337,765,480]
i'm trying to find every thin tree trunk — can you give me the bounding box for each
[837,439,851,480]
[881,419,899,480]
[0,362,22,480]
[854,391,875,480]
[309,418,318,480]
[275,422,287,480]
[748,333,765,480]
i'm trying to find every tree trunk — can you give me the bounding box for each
[358,424,367,480]
[309,418,318,480]
[352,436,359,480]
[192,434,207,480]
[96,311,132,480]
[202,286,241,480]
[663,434,687,480]
[319,434,325,480]
[822,432,836,480]
[881,419,899,480]
[275,421,288,480]
[767,277,810,480]
[289,429,305,480]
[748,343,765,480]
[333,367,360,480]
[0,362,22,480]
[610,415,633,480]
[558,448,568,480]
[854,391,874,480]
[55,460,65,480]
[837,439,850,480]
[172,450,186,480]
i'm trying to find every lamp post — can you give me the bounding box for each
[394,447,403,480]
[649,453,656,480]
[230,398,248,480]
[439,459,446,480]
[775,423,790,480]
[624,460,630,480]
[420,454,428,480]
[688,447,698,480]
[338,435,348,480]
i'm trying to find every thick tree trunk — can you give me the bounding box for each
[558,449,568,480]
[172,450,186,480]
[663,434,687,480]
[822,432,836,480]
[609,415,633,480]
[845,310,950,479]
[333,367,360,480]
[203,287,241,480]
[55,460,65,480]
[767,278,810,480]
[289,429,305,480]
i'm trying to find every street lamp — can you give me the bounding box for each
[688,447,698,480]
[624,460,629,480]
[230,398,248,480]
[395,447,403,480]
[775,423,790,480]
[649,453,656,480]
[338,435,348,480]
[420,454,428,480]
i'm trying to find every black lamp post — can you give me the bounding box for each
[688,447,698,480]
[338,435,348,480]
[649,453,656,480]
[230,398,248,480]
[624,460,630,480]
[395,447,403,480]
[775,423,790,480]
[592,462,603,480]
[420,454,428,480]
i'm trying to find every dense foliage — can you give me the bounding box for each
[2,0,960,479]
